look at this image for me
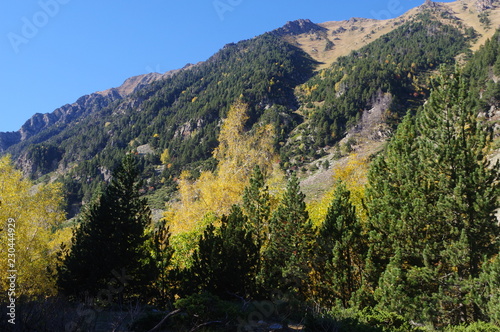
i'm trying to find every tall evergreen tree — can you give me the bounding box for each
[148,218,174,307]
[312,181,365,308]
[242,165,271,249]
[58,154,156,301]
[364,112,426,295]
[262,173,314,299]
[365,69,500,326]
[242,165,271,293]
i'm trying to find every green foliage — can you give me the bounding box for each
[148,218,174,308]
[173,292,240,330]
[25,144,63,177]
[242,165,271,248]
[365,68,500,327]
[312,181,366,308]
[478,255,500,325]
[185,206,259,299]
[261,173,314,299]
[464,30,500,112]
[444,321,500,332]
[57,154,158,301]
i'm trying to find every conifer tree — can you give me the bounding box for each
[58,154,156,301]
[365,68,500,325]
[313,181,365,308]
[262,173,314,299]
[364,113,425,290]
[148,218,174,307]
[242,166,271,293]
[188,205,259,299]
[417,70,500,324]
[242,165,271,248]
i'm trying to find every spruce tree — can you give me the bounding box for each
[58,154,156,301]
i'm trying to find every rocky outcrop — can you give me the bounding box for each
[476,0,494,11]
[271,19,327,37]
[422,0,438,9]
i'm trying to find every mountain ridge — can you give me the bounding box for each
[2,0,499,150]
[0,64,199,153]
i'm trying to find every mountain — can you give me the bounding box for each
[1,0,500,215]
[0,65,197,153]
[282,0,500,69]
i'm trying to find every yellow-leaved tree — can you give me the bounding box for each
[164,101,281,267]
[166,101,277,233]
[0,155,68,299]
[308,153,370,226]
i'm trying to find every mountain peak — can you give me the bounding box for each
[271,19,327,37]
[422,0,438,8]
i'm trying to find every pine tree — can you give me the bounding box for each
[242,165,271,249]
[416,69,500,324]
[365,113,426,290]
[148,218,174,307]
[365,68,500,325]
[188,205,259,299]
[313,181,365,308]
[242,165,271,294]
[58,154,156,301]
[262,173,314,299]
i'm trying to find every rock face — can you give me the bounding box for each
[423,0,438,8]
[271,19,327,37]
[18,92,118,142]
[476,0,494,11]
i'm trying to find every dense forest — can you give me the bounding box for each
[1,7,500,332]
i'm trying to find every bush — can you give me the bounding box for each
[304,307,427,332]
[172,292,240,330]
[444,321,500,332]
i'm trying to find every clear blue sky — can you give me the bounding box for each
[0,0,454,132]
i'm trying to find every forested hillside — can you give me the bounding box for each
[4,33,317,211]
[1,1,500,331]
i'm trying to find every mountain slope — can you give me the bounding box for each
[0,67,196,154]
[1,0,499,214]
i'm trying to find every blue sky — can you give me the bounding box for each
[0,0,454,132]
